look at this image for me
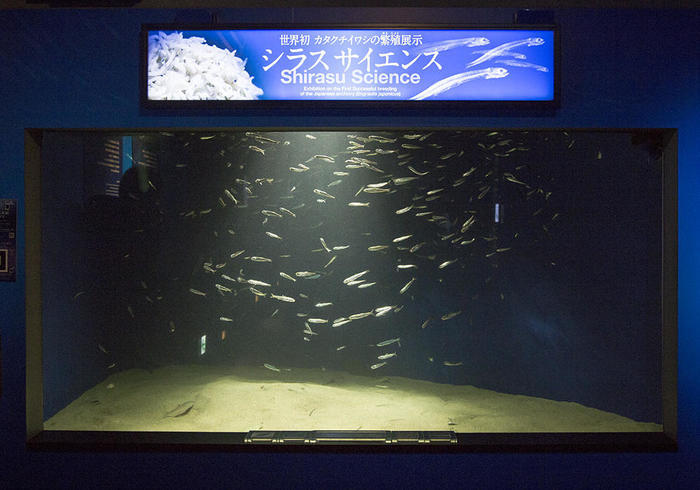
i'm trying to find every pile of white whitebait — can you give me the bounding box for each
[148,31,263,100]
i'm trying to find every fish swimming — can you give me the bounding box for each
[247,279,271,287]
[314,188,336,199]
[496,59,549,72]
[399,277,416,294]
[443,361,463,366]
[466,37,545,68]
[438,259,458,269]
[392,176,419,185]
[376,337,401,347]
[410,67,509,101]
[368,245,389,251]
[270,293,296,302]
[441,310,462,321]
[279,272,296,282]
[343,270,370,284]
[418,36,489,54]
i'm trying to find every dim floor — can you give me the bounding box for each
[45,364,661,433]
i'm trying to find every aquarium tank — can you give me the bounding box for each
[34,128,671,442]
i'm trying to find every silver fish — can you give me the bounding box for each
[396,264,418,270]
[349,311,373,320]
[333,245,350,250]
[215,284,232,292]
[249,287,267,297]
[368,245,389,252]
[247,279,271,287]
[496,59,549,72]
[438,259,458,269]
[376,337,400,347]
[343,270,370,284]
[224,189,238,204]
[357,282,376,288]
[250,256,272,262]
[374,306,394,317]
[399,277,416,294]
[348,202,370,207]
[466,37,545,68]
[262,209,283,218]
[370,362,387,370]
[279,207,296,217]
[392,234,413,243]
[189,288,206,296]
[249,145,265,155]
[279,272,296,282]
[305,134,317,140]
[420,318,431,329]
[395,204,414,215]
[332,318,352,327]
[314,188,336,199]
[392,176,419,185]
[410,67,509,101]
[264,363,281,372]
[320,237,331,252]
[441,310,462,321]
[366,180,391,188]
[324,256,337,269]
[307,154,335,163]
[270,293,296,303]
[307,318,328,324]
[377,352,397,360]
[266,231,283,240]
[315,302,333,308]
[295,271,319,278]
[409,242,425,253]
[443,361,463,366]
[418,36,489,54]
[220,317,234,322]
[408,166,429,176]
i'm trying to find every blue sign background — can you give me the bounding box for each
[147,28,555,101]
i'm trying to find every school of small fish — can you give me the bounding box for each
[87,129,560,376]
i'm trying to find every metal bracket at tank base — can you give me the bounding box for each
[244,430,457,445]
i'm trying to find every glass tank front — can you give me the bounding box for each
[37,129,667,436]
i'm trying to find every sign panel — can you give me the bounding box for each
[143,26,557,105]
[0,199,17,282]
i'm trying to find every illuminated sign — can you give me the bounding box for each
[142,25,557,105]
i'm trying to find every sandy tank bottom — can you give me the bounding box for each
[44,364,661,433]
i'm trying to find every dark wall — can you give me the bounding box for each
[0,7,698,488]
